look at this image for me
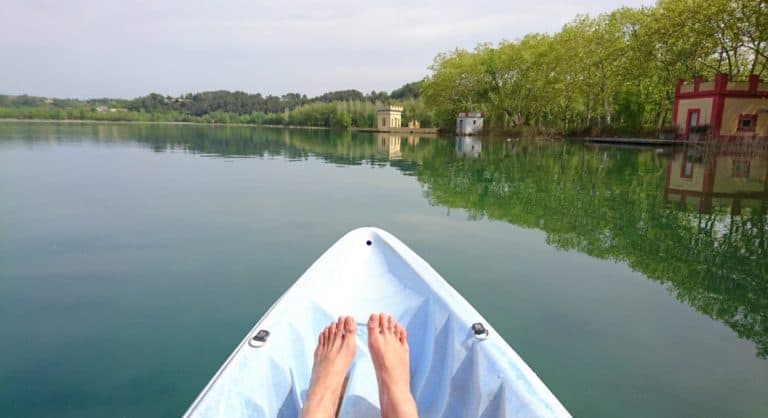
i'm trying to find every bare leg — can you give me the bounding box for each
[368,313,418,418]
[300,316,357,418]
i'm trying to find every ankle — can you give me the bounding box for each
[379,382,415,408]
[302,385,341,418]
[306,379,341,402]
[379,389,418,418]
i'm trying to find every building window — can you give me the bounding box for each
[732,160,750,178]
[737,114,757,132]
[681,147,697,179]
[682,161,694,178]
[381,117,386,127]
[472,120,477,125]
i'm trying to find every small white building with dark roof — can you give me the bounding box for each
[456,112,483,135]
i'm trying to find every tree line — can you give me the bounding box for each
[421,0,767,134]
[0,82,431,128]
[3,0,764,135]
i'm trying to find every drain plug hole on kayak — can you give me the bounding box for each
[366,240,372,246]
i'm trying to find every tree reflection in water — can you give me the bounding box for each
[418,139,768,359]
[2,122,765,358]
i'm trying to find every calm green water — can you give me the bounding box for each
[1,122,767,417]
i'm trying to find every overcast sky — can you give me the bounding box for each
[1,0,655,99]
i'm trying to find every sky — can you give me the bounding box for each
[1,0,656,99]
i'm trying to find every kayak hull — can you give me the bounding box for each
[185,227,570,417]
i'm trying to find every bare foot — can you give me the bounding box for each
[368,313,418,418]
[300,316,357,418]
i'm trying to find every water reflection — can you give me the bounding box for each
[665,144,768,215]
[416,139,768,359]
[455,136,482,158]
[375,134,402,160]
[2,122,767,358]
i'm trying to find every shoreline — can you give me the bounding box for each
[0,118,335,130]
[2,118,686,145]
[0,118,441,135]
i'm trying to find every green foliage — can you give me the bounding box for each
[315,90,365,102]
[390,81,423,99]
[331,110,352,128]
[0,81,435,129]
[422,0,768,133]
[690,124,711,134]
[614,88,645,130]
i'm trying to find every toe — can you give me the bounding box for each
[368,313,380,331]
[378,313,388,333]
[335,317,345,334]
[319,327,331,350]
[343,316,356,335]
[324,328,333,349]
[395,324,407,343]
[385,314,395,333]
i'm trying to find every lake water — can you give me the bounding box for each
[1,122,767,417]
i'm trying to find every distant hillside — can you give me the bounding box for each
[0,80,434,128]
[0,81,423,116]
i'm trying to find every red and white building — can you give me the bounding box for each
[673,73,768,140]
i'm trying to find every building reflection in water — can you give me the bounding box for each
[374,134,422,160]
[664,143,768,215]
[375,133,402,160]
[455,136,482,158]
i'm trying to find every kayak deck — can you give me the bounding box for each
[185,227,570,417]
